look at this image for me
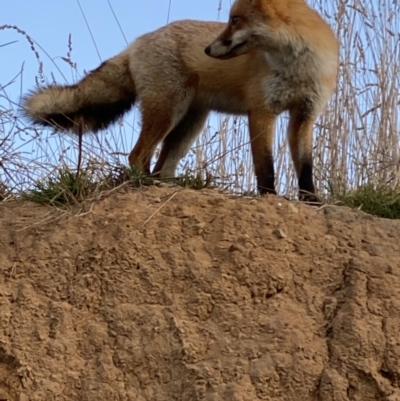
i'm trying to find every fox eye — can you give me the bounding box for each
[230,16,240,25]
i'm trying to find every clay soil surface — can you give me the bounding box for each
[1,186,400,401]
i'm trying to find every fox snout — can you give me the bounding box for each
[204,39,237,60]
[204,45,212,56]
[205,39,233,57]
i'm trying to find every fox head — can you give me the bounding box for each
[205,0,299,59]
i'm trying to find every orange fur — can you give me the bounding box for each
[22,0,339,201]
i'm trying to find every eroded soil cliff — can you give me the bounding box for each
[1,187,400,401]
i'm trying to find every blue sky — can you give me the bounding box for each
[1,0,230,94]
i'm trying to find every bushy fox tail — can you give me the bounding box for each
[22,52,136,133]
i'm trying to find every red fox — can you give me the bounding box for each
[23,0,339,202]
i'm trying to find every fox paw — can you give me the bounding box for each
[299,191,323,206]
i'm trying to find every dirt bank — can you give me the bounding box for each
[1,186,399,401]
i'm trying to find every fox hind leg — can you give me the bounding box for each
[128,109,172,175]
[128,67,200,176]
[128,97,193,175]
[152,107,209,179]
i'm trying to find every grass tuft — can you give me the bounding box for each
[335,185,400,220]
[111,165,154,188]
[173,169,217,191]
[22,167,98,207]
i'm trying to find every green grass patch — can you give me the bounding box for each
[20,164,161,207]
[22,167,99,207]
[173,170,217,190]
[335,185,400,219]
[112,165,154,188]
